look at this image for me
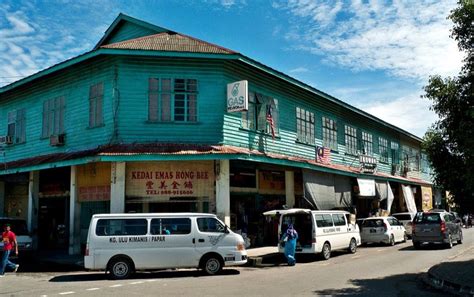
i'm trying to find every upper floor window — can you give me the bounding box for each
[42,96,65,138]
[296,107,314,145]
[379,137,388,163]
[7,109,26,144]
[344,125,357,155]
[322,117,337,151]
[361,131,373,155]
[421,153,430,174]
[89,82,104,128]
[241,92,279,136]
[391,142,399,164]
[148,78,198,122]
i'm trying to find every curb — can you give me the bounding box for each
[424,269,474,296]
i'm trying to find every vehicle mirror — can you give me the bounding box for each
[224,225,230,234]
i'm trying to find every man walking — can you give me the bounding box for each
[1,224,19,277]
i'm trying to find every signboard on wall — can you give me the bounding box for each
[126,161,215,199]
[227,80,248,112]
[77,163,111,202]
[259,171,285,191]
[421,186,433,211]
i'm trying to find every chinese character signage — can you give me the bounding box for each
[227,80,248,112]
[126,161,215,199]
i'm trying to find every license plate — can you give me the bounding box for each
[370,229,376,233]
[225,256,235,261]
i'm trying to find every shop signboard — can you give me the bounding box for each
[258,170,285,191]
[227,80,248,112]
[126,161,214,199]
[77,163,111,202]
[421,186,433,211]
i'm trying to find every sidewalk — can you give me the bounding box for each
[424,245,474,296]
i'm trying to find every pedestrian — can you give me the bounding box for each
[281,224,298,266]
[1,224,19,277]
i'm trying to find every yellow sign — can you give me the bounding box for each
[77,163,111,201]
[421,186,433,211]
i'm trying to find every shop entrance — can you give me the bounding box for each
[38,197,69,250]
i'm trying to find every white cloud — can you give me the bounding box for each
[277,0,463,81]
[357,92,437,137]
[289,66,309,73]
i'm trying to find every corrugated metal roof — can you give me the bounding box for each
[100,32,236,54]
[0,143,430,185]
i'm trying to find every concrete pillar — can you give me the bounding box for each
[216,159,230,226]
[285,171,295,208]
[69,166,81,255]
[0,181,4,216]
[27,171,39,249]
[110,162,126,213]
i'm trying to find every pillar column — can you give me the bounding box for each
[28,171,39,250]
[0,181,4,216]
[110,162,126,213]
[216,159,230,226]
[285,171,295,208]
[69,166,81,255]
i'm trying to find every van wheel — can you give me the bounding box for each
[201,255,223,275]
[348,238,357,254]
[321,242,331,260]
[108,257,133,280]
[389,235,395,246]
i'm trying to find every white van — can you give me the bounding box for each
[85,213,247,279]
[264,209,361,260]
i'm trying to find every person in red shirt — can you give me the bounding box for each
[1,224,19,277]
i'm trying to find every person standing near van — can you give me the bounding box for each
[282,224,298,266]
[1,224,19,277]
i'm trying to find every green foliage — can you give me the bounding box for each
[422,0,474,211]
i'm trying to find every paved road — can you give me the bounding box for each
[2,228,473,297]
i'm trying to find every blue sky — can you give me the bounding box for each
[0,0,463,137]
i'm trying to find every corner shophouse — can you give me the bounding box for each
[0,14,433,255]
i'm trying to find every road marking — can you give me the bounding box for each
[146,279,158,282]
[40,295,48,297]
[376,249,384,252]
[351,255,361,259]
[86,288,100,291]
[320,263,330,266]
[59,292,75,295]
[130,281,144,285]
[109,284,123,288]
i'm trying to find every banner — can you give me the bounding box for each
[126,161,214,199]
[421,186,433,211]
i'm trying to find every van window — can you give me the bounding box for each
[314,214,334,227]
[332,214,346,226]
[150,218,191,235]
[197,217,225,233]
[362,219,384,228]
[414,213,441,224]
[96,219,147,236]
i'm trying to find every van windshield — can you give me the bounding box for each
[0,219,28,235]
[414,213,441,224]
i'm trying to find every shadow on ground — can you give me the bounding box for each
[48,269,240,282]
[313,272,446,297]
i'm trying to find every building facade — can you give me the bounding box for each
[0,14,432,254]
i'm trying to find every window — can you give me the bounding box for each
[7,109,26,143]
[95,219,147,236]
[361,219,384,228]
[322,117,337,150]
[421,153,430,174]
[391,142,399,164]
[332,214,346,226]
[314,214,334,227]
[344,125,357,155]
[241,92,279,136]
[296,107,314,145]
[361,132,373,155]
[414,213,440,224]
[89,82,104,127]
[42,96,65,137]
[150,218,191,235]
[197,217,226,233]
[148,78,197,122]
[379,137,388,163]
[409,148,420,171]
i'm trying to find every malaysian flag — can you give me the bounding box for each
[266,104,275,140]
[316,146,331,164]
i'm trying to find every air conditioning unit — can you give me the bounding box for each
[0,135,14,145]
[50,134,65,146]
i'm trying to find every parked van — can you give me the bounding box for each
[85,213,247,279]
[264,209,361,260]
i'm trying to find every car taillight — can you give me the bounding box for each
[384,222,389,232]
[85,244,89,256]
[440,221,446,233]
[312,234,316,243]
[412,222,416,234]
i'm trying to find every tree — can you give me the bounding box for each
[422,0,474,211]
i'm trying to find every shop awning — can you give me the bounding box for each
[357,178,376,197]
[401,185,418,214]
[303,170,352,210]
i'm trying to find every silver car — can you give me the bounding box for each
[412,211,463,249]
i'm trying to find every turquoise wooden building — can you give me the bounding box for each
[0,14,432,254]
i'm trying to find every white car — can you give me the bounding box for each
[0,218,34,254]
[392,212,416,237]
[360,216,407,246]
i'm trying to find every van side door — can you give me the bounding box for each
[194,217,229,261]
[332,213,349,249]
